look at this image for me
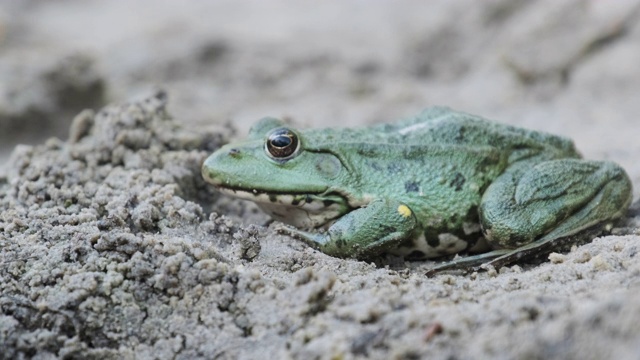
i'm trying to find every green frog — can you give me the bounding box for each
[202,107,632,273]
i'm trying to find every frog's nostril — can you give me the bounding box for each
[228,148,240,157]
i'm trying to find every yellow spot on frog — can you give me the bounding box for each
[397,205,412,218]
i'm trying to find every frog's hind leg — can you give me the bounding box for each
[480,159,632,268]
[428,159,632,275]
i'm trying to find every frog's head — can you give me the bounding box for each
[202,117,356,228]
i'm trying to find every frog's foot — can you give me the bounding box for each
[426,222,612,277]
[480,221,611,270]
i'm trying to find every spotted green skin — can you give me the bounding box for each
[203,107,633,271]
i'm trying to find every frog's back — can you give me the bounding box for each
[307,107,579,159]
[380,107,579,157]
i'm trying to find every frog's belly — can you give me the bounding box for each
[391,232,489,259]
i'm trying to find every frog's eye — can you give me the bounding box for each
[266,128,300,160]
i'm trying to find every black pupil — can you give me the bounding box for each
[272,136,291,147]
[267,128,298,159]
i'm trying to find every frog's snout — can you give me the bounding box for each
[201,145,254,186]
[201,149,227,186]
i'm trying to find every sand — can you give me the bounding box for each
[1,1,640,359]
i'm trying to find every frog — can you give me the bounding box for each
[202,107,633,273]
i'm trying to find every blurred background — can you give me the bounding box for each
[1,0,639,185]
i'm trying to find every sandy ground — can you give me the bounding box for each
[1,1,640,359]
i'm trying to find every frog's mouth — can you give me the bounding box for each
[215,186,351,229]
[215,186,337,211]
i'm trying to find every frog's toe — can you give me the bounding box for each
[425,249,511,277]
[275,224,329,249]
[274,223,295,235]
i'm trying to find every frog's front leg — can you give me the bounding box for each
[278,198,419,259]
[430,159,632,274]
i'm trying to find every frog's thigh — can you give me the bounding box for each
[282,199,418,259]
[479,159,632,250]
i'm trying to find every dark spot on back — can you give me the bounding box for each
[455,126,466,142]
[357,148,376,157]
[388,163,402,173]
[405,181,420,193]
[449,172,465,191]
[291,198,301,206]
[370,161,382,171]
[380,224,395,234]
[269,194,278,202]
[305,195,313,203]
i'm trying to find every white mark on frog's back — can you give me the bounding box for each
[397,113,450,136]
